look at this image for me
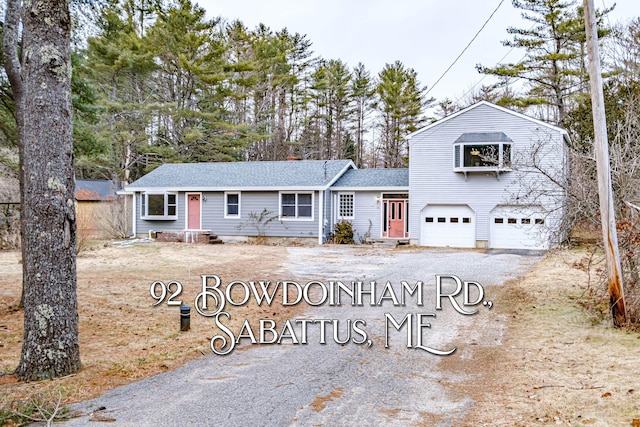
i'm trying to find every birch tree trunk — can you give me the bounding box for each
[3,0,81,380]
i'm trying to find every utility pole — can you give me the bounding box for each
[583,0,626,326]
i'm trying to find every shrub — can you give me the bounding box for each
[330,220,355,244]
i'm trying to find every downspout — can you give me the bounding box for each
[131,192,137,237]
[317,190,323,245]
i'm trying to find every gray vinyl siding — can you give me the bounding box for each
[352,191,383,242]
[206,191,319,238]
[331,191,383,242]
[408,103,567,245]
[136,190,319,238]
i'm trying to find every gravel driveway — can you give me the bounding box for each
[66,246,540,426]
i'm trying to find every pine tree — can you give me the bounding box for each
[305,59,352,160]
[375,61,427,167]
[476,0,611,125]
[566,18,640,151]
[238,26,314,161]
[350,63,374,167]
[83,0,158,182]
[146,0,242,162]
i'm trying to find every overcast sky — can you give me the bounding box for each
[198,0,637,106]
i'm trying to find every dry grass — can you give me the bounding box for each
[445,248,640,426]
[3,243,640,426]
[0,241,301,409]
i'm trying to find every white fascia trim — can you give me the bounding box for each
[128,186,326,193]
[406,101,570,143]
[132,191,137,235]
[330,187,409,192]
[317,190,323,244]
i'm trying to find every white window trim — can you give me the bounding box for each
[141,192,178,220]
[337,192,355,220]
[453,142,512,172]
[279,191,314,221]
[224,191,241,219]
[185,192,203,230]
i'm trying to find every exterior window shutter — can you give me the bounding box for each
[454,145,461,168]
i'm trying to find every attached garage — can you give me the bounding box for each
[420,204,475,248]
[489,205,549,250]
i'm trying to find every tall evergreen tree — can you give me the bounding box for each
[83,0,158,182]
[375,61,426,167]
[305,59,352,160]
[566,18,640,150]
[246,26,313,160]
[350,63,374,167]
[71,51,106,179]
[146,0,242,162]
[476,0,611,125]
[0,38,17,150]
[249,24,291,160]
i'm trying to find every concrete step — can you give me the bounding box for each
[209,235,224,244]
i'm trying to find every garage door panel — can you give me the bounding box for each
[421,205,475,248]
[489,206,548,250]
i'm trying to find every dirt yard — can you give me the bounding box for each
[1,242,639,426]
[447,248,640,426]
[0,241,302,410]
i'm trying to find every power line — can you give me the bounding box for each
[456,0,610,104]
[455,49,525,104]
[425,0,505,97]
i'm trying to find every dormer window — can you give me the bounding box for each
[453,132,513,174]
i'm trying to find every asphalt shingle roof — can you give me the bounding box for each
[127,160,354,190]
[331,168,408,188]
[75,180,118,201]
[454,132,513,143]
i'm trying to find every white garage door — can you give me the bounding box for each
[420,205,475,248]
[489,206,549,250]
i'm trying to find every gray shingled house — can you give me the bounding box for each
[124,101,568,249]
[408,101,569,250]
[125,159,412,244]
[330,168,409,243]
[125,160,355,244]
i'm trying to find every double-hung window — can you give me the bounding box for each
[225,192,240,218]
[280,192,313,220]
[141,193,177,220]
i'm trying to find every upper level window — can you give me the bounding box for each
[453,132,513,173]
[141,193,177,220]
[280,192,313,220]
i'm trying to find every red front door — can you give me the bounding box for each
[187,194,201,230]
[388,200,405,238]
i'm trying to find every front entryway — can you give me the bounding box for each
[382,194,408,238]
[187,193,201,230]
